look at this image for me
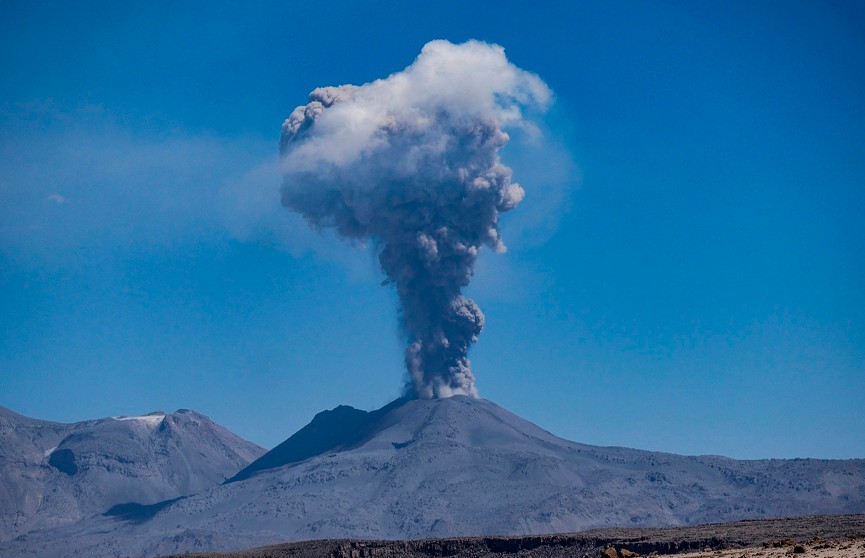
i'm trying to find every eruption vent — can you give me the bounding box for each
[279,40,550,399]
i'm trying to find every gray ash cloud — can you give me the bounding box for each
[279,40,550,398]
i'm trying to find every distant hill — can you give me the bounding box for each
[3,396,864,557]
[0,405,265,541]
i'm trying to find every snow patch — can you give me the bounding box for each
[113,414,165,427]
[43,446,57,458]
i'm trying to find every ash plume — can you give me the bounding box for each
[279,40,550,399]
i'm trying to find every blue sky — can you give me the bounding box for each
[1,0,863,459]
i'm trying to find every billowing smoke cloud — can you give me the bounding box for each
[279,40,550,399]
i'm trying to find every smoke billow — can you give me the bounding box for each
[279,40,550,399]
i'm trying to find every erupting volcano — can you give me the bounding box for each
[278,40,550,398]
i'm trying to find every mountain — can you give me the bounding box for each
[0,405,265,542]
[4,396,865,558]
[227,398,406,483]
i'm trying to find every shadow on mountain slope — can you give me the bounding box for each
[226,398,408,483]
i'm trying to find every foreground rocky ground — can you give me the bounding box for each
[164,513,865,558]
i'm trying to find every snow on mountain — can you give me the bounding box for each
[112,413,167,426]
[5,396,863,558]
[0,405,265,542]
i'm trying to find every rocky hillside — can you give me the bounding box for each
[0,405,265,541]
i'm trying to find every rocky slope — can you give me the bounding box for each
[3,396,864,557]
[0,405,265,541]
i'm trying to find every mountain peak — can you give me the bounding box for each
[228,395,562,484]
[228,398,408,483]
[0,404,265,543]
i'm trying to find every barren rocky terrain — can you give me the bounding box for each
[164,514,865,558]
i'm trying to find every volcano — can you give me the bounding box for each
[0,405,264,543]
[4,396,865,558]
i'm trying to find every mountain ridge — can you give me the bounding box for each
[0,404,266,542]
[3,396,864,557]
[228,399,409,483]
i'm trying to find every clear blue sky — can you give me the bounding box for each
[1,0,863,459]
